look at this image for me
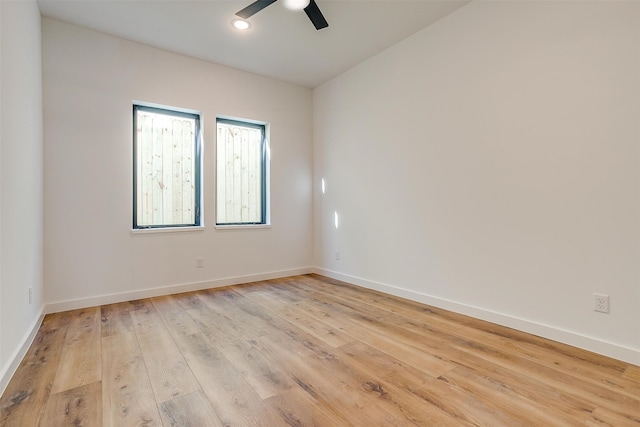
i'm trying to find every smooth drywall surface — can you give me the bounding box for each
[0,0,44,385]
[42,19,312,304]
[313,1,640,361]
[0,0,3,379]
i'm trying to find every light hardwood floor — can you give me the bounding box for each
[1,274,639,426]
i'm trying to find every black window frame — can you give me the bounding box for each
[216,117,267,226]
[133,104,202,229]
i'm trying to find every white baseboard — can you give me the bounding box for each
[0,307,45,397]
[44,267,313,314]
[312,267,640,366]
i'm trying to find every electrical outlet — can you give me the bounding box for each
[593,293,609,313]
[335,251,340,260]
[29,288,32,304]
[196,257,204,268]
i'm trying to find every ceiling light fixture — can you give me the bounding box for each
[283,0,310,11]
[232,19,251,30]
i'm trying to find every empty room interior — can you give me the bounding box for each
[1,0,639,425]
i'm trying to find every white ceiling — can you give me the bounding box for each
[37,0,469,88]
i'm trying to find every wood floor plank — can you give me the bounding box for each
[130,306,202,404]
[168,331,282,425]
[339,340,536,426]
[150,295,201,338]
[183,297,248,344]
[293,278,640,423]
[251,335,418,426]
[215,338,293,400]
[271,280,465,370]
[0,313,69,427]
[265,331,467,426]
[40,382,102,427]
[455,323,640,400]
[50,308,102,394]
[298,285,612,420]
[295,299,457,377]
[158,390,222,427]
[264,387,353,426]
[234,280,302,305]
[447,327,640,423]
[274,303,356,347]
[297,275,468,334]
[173,291,209,312]
[586,406,640,426]
[196,287,274,339]
[291,277,474,354]
[2,274,639,426]
[264,326,454,425]
[440,364,589,425]
[625,365,640,382]
[101,332,162,426]
[100,298,152,337]
[237,285,355,348]
[101,302,135,337]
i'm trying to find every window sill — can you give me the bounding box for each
[131,226,205,235]
[215,224,271,231]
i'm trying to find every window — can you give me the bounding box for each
[133,104,201,229]
[216,118,268,225]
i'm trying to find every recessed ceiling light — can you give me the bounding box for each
[283,0,310,11]
[232,19,251,30]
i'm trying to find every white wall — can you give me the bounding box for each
[313,1,640,363]
[0,0,44,391]
[42,19,313,308]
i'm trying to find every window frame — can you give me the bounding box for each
[215,117,268,226]
[133,103,203,230]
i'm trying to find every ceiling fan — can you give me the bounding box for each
[236,0,329,30]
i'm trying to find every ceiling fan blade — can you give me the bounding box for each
[236,0,278,19]
[304,0,328,30]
